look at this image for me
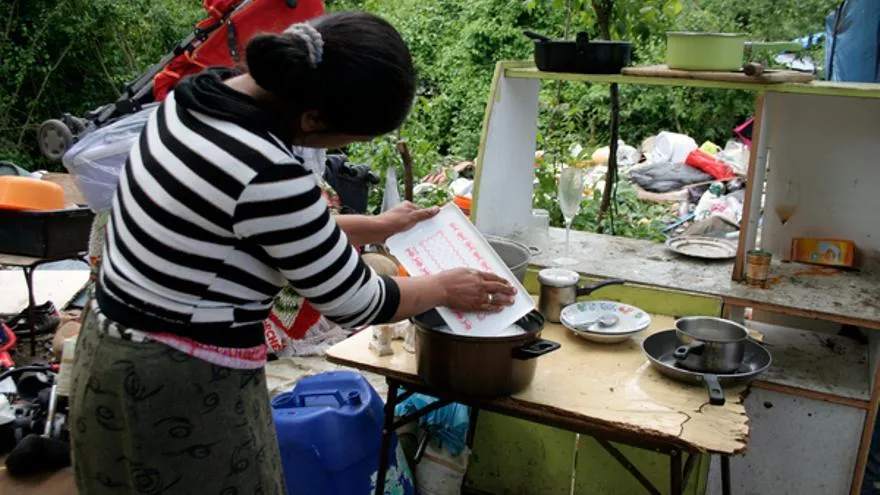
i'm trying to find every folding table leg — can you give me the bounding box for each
[721,455,731,495]
[670,450,683,495]
[375,379,400,495]
[466,408,480,449]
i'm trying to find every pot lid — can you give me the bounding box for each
[538,268,580,287]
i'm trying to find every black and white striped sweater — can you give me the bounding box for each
[96,69,400,349]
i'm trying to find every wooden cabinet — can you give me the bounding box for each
[470,61,880,494]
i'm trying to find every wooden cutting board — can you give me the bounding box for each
[623,64,815,84]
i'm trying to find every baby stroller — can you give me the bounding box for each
[37,0,325,162]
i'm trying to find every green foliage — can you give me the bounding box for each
[0,0,202,169]
[533,163,673,241]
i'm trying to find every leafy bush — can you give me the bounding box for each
[0,0,202,169]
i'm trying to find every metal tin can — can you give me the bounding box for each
[746,250,772,288]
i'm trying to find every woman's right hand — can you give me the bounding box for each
[435,268,517,313]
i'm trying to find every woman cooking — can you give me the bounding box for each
[70,11,515,494]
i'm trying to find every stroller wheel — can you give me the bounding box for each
[37,119,74,162]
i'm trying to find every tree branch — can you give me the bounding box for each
[0,4,59,125]
[16,41,75,146]
[93,41,123,97]
[591,0,613,39]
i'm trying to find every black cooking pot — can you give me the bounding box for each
[525,30,632,74]
[412,310,559,397]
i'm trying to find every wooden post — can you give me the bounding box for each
[397,140,414,202]
[733,93,766,282]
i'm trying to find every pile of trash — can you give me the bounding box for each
[386,128,751,243]
[626,131,749,240]
[573,130,749,241]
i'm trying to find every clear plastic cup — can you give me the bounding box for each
[526,208,550,253]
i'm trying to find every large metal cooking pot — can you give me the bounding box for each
[486,236,530,283]
[412,310,559,397]
[672,316,747,373]
[525,30,633,74]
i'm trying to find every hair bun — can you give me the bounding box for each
[246,33,312,94]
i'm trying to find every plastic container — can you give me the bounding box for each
[649,131,698,164]
[685,149,736,180]
[0,176,64,211]
[0,207,94,258]
[452,195,472,218]
[272,371,415,495]
[791,238,856,268]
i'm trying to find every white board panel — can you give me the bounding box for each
[473,75,540,238]
[762,93,880,260]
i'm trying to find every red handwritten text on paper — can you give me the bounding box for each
[399,222,509,331]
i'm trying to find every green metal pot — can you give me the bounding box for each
[666,32,748,71]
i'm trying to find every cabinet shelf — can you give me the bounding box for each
[504,64,880,99]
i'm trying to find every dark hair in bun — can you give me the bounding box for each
[246,12,416,137]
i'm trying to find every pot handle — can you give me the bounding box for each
[513,339,561,360]
[703,374,726,406]
[575,31,590,52]
[293,391,345,408]
[523,30,552,42]
[576,279,625,297]
[673,341,704,360]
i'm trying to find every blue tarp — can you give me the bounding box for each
[824,0,880,82]
[394,393,470,456]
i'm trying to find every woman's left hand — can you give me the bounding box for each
[375,201,439,240]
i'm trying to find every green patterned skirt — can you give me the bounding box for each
[69,306,285,494]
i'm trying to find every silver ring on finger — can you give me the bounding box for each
[487,293,494,305]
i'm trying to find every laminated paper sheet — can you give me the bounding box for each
[386,204,535,336]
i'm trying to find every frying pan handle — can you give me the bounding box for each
[513,339,561,360]
[576,279,625,297]
[703,374,726,406]
[673,341,704,360]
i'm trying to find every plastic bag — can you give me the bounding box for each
[62,105,157,212]
[715,140,750,176]
[381,166,401,212]
[685,149,736,180]
[415,442,470,495]
[647,131,698,164]
[591,140,641,170]
[395,394,470,456]
[693,184,742,224]
[628,161,713,193]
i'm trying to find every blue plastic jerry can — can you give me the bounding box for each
[271,370,415,495]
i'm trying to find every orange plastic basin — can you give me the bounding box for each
[0,176,65,211]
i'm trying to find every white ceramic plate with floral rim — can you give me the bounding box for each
[560,301,652,335]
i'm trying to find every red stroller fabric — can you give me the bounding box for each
[153,0,324,100]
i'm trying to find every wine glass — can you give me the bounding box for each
[554,167,586,266]
[775,180,800,261]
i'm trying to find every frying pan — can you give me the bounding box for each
[642,330,771,406]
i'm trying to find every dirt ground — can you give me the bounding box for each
[0,458,75,494]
